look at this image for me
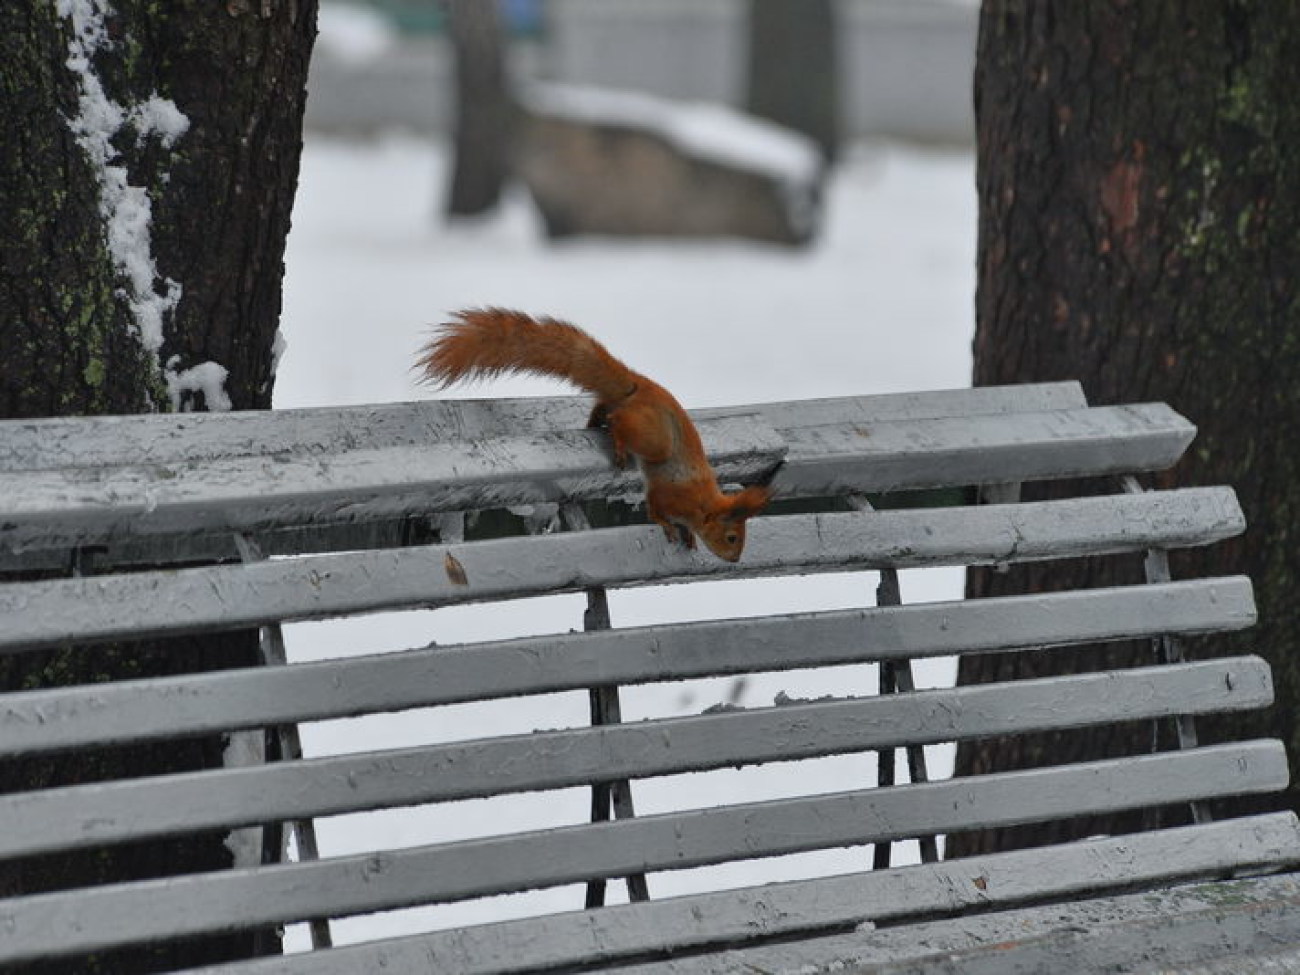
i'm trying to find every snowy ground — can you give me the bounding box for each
[274,133,977,948]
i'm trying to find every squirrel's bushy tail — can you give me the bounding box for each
[417,308,638,403]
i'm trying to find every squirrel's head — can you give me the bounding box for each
[698,485,772,562]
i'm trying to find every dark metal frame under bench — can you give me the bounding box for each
[1,381,1296,974]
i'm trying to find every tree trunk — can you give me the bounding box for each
[0,1,316,969]
[948,2,1300,858]
[746,0,838,164]
[445,0,512,218]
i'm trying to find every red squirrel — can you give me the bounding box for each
[416,308,771,562]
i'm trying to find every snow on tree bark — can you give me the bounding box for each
[0,1,316,970]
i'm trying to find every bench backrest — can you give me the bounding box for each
[0,382,1292,973]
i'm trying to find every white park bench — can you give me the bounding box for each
[1,381,1298,973]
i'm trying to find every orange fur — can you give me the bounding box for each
[417,308,771,561]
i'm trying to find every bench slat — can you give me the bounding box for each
[0,657,1272,859]
[861,876,1300,975]
[774,402,1193,495]
[0,577,1255,756]
[0,415,784,555]
[0,488,1246,653]
[709,382,1089,425]
[0,742,1285,965]
[166,813,1300,975]
[606,870,1300,975]
[0,403,1191,558]
[0,384,1088,473]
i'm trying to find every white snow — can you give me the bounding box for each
[165,357,233,412]
[128,93,191,148]
[265,328,289,395]
[53,0,222,412]
[275,133,975,949]
[523,82,825,184]
[54,0,110,62]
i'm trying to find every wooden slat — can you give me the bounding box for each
[1170,945,1300,975]
[0,404,1191,559]
[855,877,1300,975]
[0,415,785,554]
[0,384,1114,573]
[0,577,1256,756]
[0,657,1272,859]
[770,402,1194,496]
[606,871,1300,975]
[0,488,1246,653]
[167,813,1300,975]
[0,742,1285,966]
[0,384,1088,473]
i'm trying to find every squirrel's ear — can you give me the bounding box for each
[726,485,772,520]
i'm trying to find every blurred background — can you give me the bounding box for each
[307,0,974,144]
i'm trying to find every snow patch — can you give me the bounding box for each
[128,93,191,148]
[166,357,233,412]
[271,328,289,377]
[522,82,824,184]
[55,0,195,406]
[260,328,290,396]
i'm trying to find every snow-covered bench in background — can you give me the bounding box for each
[2,382,1299,973]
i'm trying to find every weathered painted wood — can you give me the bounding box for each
[0,657,1271,858]
[607,871,1300,975]
[1172,946,1300,975]
[0,742,1285,965]
[0,384,1088,473]
[0,404,1191,559]
[860,878,1300,975]
[162,813,1300,975]
[770,402,1194,495]
[0,488,1246,652]
[0,577,1255,756]
[708,381,1089,425]
[0,415,785,555]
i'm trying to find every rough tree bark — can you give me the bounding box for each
[948,2,1300,858]
[746,0,838,164]
[0,1,317,970]
[444,0,512,218]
